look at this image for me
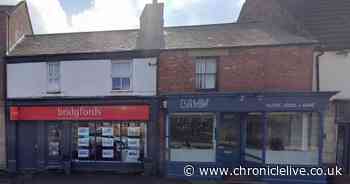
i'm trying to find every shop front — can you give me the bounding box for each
[162,92,335,183]
[6,98,159,174]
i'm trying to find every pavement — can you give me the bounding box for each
[0,173,192,184]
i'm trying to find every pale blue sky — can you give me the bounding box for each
[1,0,246,34]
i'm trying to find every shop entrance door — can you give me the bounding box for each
[336,124,350,175]
[17,122,38,171]
[47,122,63,167]
[217,113,241,167]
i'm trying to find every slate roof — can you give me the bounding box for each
[241,0,350,50]
[282,0,350,50]
[7,22,317,57]
[0,5,14,13]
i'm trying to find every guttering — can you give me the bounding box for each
[315,47,325,92]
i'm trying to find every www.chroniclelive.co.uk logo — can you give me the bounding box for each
[183,165,343,177]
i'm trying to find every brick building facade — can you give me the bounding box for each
[159,46,314,93]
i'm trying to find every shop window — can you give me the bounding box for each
[195,58,217,90]
[72,122,146,163]
[111,61,132,91]
[169,114,215,162]
[266,112,319,165]
[47,62,61,93]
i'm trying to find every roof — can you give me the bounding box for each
[281,0,350,50]
[7,22,317,57]
[0,5,14,14]
[241,0,350,50]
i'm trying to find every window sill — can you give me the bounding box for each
[46,91,62,94]
[111,90,133,93]
[196,88,217,92]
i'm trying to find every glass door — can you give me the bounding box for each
[47,122,63,165]
[217,113,241,167]
[245,113,264,164]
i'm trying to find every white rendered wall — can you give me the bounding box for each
[319,51,350,99]
[7,58,157,98]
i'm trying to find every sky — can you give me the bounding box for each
[0,0,246,34]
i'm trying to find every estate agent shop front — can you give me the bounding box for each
[6,98,159,174]
[163,92,335,183]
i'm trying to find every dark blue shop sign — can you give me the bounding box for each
[166,92,336,113]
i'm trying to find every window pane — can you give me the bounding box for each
[195,59,217,89]
[121,78,131,90]
[246,113,264,163]
[196,62,206,74]
[72,122,146,163]
[205,74,216,89]
[169,114,215,162]
[206,61,216,74]
[266,112,319,165]
[112,62,132,77]
[47,62,60,92]
[112,78,121,90]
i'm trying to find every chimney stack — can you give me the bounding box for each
[137,1,164,50]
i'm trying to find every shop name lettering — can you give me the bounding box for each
[57,107,103,118]
[266,103,315,109]
[180,98,210,109]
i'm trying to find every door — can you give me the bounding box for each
[47,122,63,166]
[217,113,241,167]
[337,124,350,175]
[17,122,38,170]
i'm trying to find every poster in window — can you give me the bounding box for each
[102,137,114,147]
[127,138,140,148]
[102,149,114,158]
[128,127,140,137]
[48,142,60,156]
[78,137,90,147]
[102,127,113,136]
[78,149,89,158]
[78,127,90,137]
[126,149,139,162]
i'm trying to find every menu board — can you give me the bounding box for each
[127,138,140,148]
[128,127,140,137]
[78,149,89,158]
[102,137,114,147]
[78,127,90,136]
[102,127,113,136]
[78,137,89,147]
[102,149,114,158]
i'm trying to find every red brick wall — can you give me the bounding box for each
[158,46,314,93]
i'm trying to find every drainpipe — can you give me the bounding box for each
[315,48,325,92]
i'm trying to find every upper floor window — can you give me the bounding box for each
[47,62,60,93]
[112,61,132,91]
[195,58,217,90]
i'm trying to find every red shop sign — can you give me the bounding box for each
[10,105,149,121]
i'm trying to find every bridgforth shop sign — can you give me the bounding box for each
[10,105,150,121]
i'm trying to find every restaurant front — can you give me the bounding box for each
[162,92,335,183]
[6,97,159,174]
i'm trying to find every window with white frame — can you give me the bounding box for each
[195,58,217,90]
[111,61,132,90]
[47,62,60,93]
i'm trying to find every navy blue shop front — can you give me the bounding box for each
[162,92,335,183]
